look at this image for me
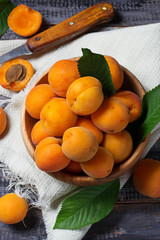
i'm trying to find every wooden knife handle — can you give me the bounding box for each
[27,2,114,53]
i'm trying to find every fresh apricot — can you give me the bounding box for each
[0,193,28,224]
[35,136,61,152]
[48,60,80,97]
[40,97,77,137]
[66,76,104,115]
[76,117,103,144]
[91,98,130,133]
[0,59,34,92]
[62,127,98,162]
[104,55,124,91]
[8,4,42,37]
[80,147,114,178]
[65,161,83,174]
[133,158,160,198]
[102,130,133,164]
[31,120,51,145]
[35,137,70,172]
[0,107,7,136]
[111,90,142,122]
[25,84,56,119]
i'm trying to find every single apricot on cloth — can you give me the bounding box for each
[66,76,104,115]
[7,4,42,37]
[48,59,80,97]
[62,126,98,162]
[0,107,7,136]
[80,147,114,178]
[0,193,28,224]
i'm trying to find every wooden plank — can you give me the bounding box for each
[83,203,160,240]
[1,0,160,40]
[10,0,160,26]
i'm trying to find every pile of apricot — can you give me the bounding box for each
[25,56,143,179]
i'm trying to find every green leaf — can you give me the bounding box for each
[78,48,116,96]
[127,84,160,143]
[0,0,15,37]
[53,179,120,230]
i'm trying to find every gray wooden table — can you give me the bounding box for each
[0,1,160,239]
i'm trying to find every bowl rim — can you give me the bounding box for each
[20,57,150,186]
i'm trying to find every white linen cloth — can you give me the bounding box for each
[0,23,160,240]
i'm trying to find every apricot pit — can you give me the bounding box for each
[0,59,34,91]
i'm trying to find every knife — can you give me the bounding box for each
[0,2,114,64]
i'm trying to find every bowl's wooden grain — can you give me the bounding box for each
[21,58,150,186]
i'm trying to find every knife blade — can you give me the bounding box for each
[0,2,114,64]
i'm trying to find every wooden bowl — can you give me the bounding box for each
[21,57,150,186]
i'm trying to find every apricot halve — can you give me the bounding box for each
[0,59,34,92]
[7,4,42,37]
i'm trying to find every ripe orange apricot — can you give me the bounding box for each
[91,98,130,133]
[25,84,57,119]
[66,76,104,115]
[104,55,124,91]
[35,136,62,152]
[0,59,34,92]
[40,98,77,137]
[133,158,160,198]
[35,137,70,172]
[111,90,142,122]
[31,120,51,145]
[48,60,80,97]
[76,117,103,144]
[102,130,133,164]
[0,193,28,224]
[80,147,114,178]
[0,107,7,136]
[62,127,98,162]
[65,161,83,173]
[8,4,42,37]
